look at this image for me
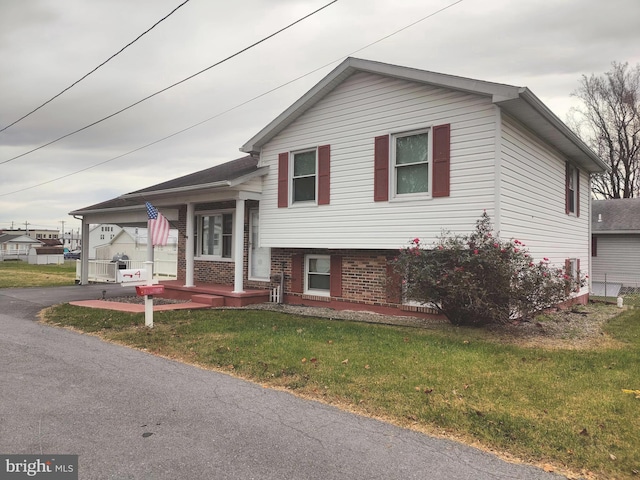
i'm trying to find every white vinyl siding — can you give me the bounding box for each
[260,72,498,249]
[499,114,589,294]
[592,235,640,286]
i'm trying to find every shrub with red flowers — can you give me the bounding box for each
[393,212,584,326]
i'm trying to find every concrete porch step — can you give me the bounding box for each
[191,294,225,307]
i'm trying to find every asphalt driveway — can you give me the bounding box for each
[0,285,566,479]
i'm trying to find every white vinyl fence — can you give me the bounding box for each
[75,259,177,283]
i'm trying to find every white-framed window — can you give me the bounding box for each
[194,212,233,259]
[392,129,430,196]
[567,164,578,214]
[305,254,330,296]
[292,149,317,203]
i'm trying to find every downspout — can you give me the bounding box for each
[587,174,592,296]
[493,106,502,235]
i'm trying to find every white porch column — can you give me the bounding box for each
[184,202,195,287]
[233,198,245,293]
[80,219,90,285]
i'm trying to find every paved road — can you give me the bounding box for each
[0,285,566,479]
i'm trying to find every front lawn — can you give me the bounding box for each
[0,260,76,287]
[41,302,640,479]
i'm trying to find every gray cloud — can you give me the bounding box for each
[1,0,639,229]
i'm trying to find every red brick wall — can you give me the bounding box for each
[177,200,274,289]
[270,248,400,308]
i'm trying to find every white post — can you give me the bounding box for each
[80,219,90,285]
[143,260,154,328]
[185,202,195,287]
[144,232,154,328]
[233,198,245,293]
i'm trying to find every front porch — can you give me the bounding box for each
[159,280,272,307]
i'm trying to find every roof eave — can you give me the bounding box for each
[497,89,609,173]
[68,205,144,217]
[121,166,269,199]
[592,230,640,235]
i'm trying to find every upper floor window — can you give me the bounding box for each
[292,149,317,203]
[375,124,450,202]
[278,146,330,208]
[393,130,430,195]
[566,163,579,216]
[195,213,233,259]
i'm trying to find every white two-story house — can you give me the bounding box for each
[71,58,606,316]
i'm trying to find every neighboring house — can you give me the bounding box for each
[0,233,42,259]
[94,227,178,261]
[70,58,607,315]
[591,198,640,294]
[62,229,82,252]
[87,224,123,259]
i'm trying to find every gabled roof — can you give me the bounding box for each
[241,57,608,173]
[70,155,265,216]
[592,198,640,233]
[122,155,264,198]
[0,233,41,245]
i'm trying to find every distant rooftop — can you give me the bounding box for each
[592,198,640,233]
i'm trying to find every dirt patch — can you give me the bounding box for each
[484,303,625,349]
[250,302,625,350]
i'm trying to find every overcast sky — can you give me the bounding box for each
[1,0,639,234]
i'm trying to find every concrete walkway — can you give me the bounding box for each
[69,298,211,312]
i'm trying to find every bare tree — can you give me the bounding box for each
[570,62,640,198]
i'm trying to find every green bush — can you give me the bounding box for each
[393,212,583,326]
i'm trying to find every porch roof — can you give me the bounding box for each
[69,155,267,224]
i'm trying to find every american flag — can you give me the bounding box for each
[145,202,170,246]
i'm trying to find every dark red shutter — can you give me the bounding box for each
[592,235,597,257]
[432,124,451,198]
[386,261,402,304]
[318,145,331,205]
[290,254,304,293]
[330,255,342,297]
[278,153,289,208]
[565,162,570,215]
[374,135,389,202]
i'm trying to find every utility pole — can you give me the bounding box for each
[60,220,65,246]
[24,221,30,234]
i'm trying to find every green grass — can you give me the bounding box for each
[0,260,76,287]
[591,294,640,308]
[42,304,640,479]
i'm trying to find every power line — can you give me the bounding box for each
[0,0,192,134]
[0,0,464,198]
[0,0,338,166]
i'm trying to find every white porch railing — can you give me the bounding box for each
[75,259,177,283]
